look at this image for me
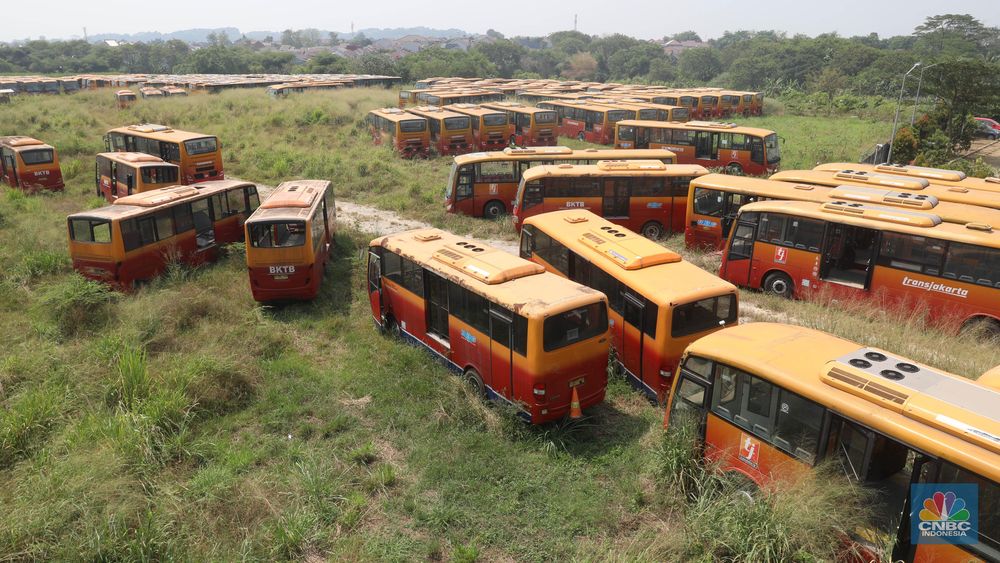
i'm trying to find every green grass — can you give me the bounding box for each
[0,88,992,560]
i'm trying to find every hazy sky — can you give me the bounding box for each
[6,0,999,42]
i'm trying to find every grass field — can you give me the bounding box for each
[0,88,996,561]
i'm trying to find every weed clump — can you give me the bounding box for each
[37,274,113,336]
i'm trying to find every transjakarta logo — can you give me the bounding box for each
[911,484,978,545]
[902,276,969,298]
[269,265,296,275]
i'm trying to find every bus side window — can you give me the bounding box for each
[519,225,535,258]
[210,194,229,221]
[246,186,261,211]
[711,364,743,421]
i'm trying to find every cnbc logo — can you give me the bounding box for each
[911,485,978,545]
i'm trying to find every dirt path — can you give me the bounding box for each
[965,139,1000,171]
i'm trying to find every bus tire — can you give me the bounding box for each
[762,271,794,299]
[577,132,586,142]
[463,368,486,398]
[726,163,744,175]
[483,200,506,219]
[961,316,1000,339]
[509,134,517,146]
[641,221,664,240]
[384,315,401,339]
[743,110,751,118]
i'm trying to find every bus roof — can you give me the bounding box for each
[369,108,427,123]
[107,124,217,143]
[685,322,1000,481]
[481,102,554,114]
[405,106,470,120]
[0,136,53,151]
[249,180,329,222]
[738,199,1000,249]
[453,147,676,166]
[442,104,507,117]
[70,183,241,221]
[522,161,708,182]
[371,228,605,317]
[813,163,1000,192]
[540,99,633,112]
[524,210,737,301]
[97,152,175,168]
[616,119,775,138]
[772,170,1000,209]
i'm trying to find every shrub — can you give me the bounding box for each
[37,275,113,336]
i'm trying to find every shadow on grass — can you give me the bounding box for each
[263,230,361,320]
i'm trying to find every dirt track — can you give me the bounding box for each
[966,138,1000,170]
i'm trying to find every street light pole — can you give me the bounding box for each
[910,62,939,126]
[887,62,921,164]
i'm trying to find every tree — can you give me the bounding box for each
[562,52,598,80]
[298,52,351,74]
[349,33,372,48]
[678,48,722,82]
[606,43,664,80]
[549,30,591,56]
[473,39,525,78]
[913,14,997,58]
[668,31,702,42]
[922,58,1000,149]
[646,57,677,83]
[354,53,398,76]
[486,29,505,40]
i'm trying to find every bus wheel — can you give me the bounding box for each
[640,221,664,240]
[509,134,517,146]
[384,315,401,339]
[483,200,506,219]
[577,132,586,142]
[726,163,744,176]
[961,316,1000,339]
[463,368,486,398]
[762,272,793,299]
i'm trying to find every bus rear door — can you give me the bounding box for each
[489,306,515,402]
[368,251,383,324]
[695,131,717,161]
[621,292,647,397]
[603,180,630,218]
[722,212,758,286]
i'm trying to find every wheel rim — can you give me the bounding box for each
[577,133,585,141]
[771,278,789,295]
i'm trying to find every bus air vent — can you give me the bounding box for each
[874,164,966,182]
[792,184,815,191]
[596,159,666,171]
[432,243,543,285]
[579,228,680,270]
[821,201,866,215]
[413,232,442,242]
[965,223,993,232]
[947,187,970,193]
[563,215,589,224]
[986,177,1000,184]
[881,191,938,209]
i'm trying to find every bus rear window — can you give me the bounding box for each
[184,137,218,156]
[483,113,507,127]
[248,221,306,248]
[765,134,781,164]
[534,111,557,125]
[444,116,471,131]
[400,120,426,133]
[142,166,178,184]
[674,109,690,121]
[543,302,607,352]
[672,295,736,337]
[21,149,54,165]
[69,218,111,243]
[606,110,632,123]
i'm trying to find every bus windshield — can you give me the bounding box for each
[249,221,306,248]
[483,113,507,127]
[543,302,608,351]
[400,120,426,133]
[618,126,636,142]
[21,149,54,165]
[765,134,781,164]
[534,111,557,125]
[444,116,471,131]
[671,295,736,337]
[184,137,218,156]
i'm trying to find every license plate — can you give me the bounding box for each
[569,377,585,388]
[273,275,288,280]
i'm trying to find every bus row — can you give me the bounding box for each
[2,74,401,94]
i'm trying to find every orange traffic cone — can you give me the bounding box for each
[569,386,582,419]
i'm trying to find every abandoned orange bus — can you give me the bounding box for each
[812,163,1000,194]
[68,181,260,289]
[444,104,513,151]
[95,152,180,202]
[0,136,64,192]
[245,180,335,302]
[615,120,781,176]
[537,100,635,145]
[420,89,503,107]
[445,147,676,219]
[685,174,1000,249]
[405,106,475,156]
[719,200,1000,331]
[367,108,431,158]
[512,160,709,239]
[664,322,999,563]
[481,102,558,147]
[521,210,738,403]
[367,229,610,423]
[105,124,224,184]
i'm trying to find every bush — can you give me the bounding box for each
[891,126,919,164]
[37,275,113,336]
[0,387,60,468]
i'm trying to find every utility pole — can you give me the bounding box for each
[83,27,87,42]
[887,62,920,164]
[910,62,939,127]
[574,14,578,32]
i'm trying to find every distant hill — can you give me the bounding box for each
[88,27,242,43]
[87,26,469,44]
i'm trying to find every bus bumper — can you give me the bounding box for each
[249,266,320,302]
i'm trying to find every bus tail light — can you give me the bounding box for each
[533,383,547,403]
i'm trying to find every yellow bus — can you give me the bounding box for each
[366,108,431,158]
[537,99,636,144]
[604,98,690,122]
[664,322,999,563]
[481,102,558,147]
[0,136,64,192]
[520,210,738,403]
[444,104,513,151]
[419,89,503,107]
[405,106,475,156]
[615,120,780,175]
[366,228,611,423]
[95,152,180,202]
[813,163,1000,194]
[445,147,676,219]
[105,124,223,184]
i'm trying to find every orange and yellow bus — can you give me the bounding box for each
[513,160,709,239]
[0,136,64,192]
[481,102,558,147]
[367,108,431,158]
[95,152,179,202]
[664,322,999,563]
[446,147,676,219]
[405,106,475,156]
[418,89,503,107]
[105,124,224,184]
[68,181,260,289]
[537,100,636,145]
[772,169,1000,209]
[245,180,335,302]
[366,228,610,423]
[686,174,1000,249]
[521,210,738,403]
[443,104,513,151]
[719,199,1000,330]
[615,120,781,176]
[115,90,136,109]
[398,88,438,108]
[813,163,1000,194]
[604,98,690,122]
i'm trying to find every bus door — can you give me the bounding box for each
[621,291,646,393]
[604,179,630,218]
[367,251,383,322]
[666,356,714,436]
[1,149,16,187]
[722,194,757,240]
[191,198,216,250]
[722,212,759,285]
[819,224,878,290]
[454,164,475,215]
[695,131,717,160]
[489,306,515,402]
[750,137,765,168]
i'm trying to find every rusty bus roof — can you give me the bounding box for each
[96,152,177,168]
[69,183,239,222]
[453,147,676,167]
[616,119,776,138]
[106,124,217,143]
[247,180,330,223]
[522,161,708,182]
[481,102,556,115]
[0,136,54,152]
[404,106,472,121]
[369,108,428,123]
[442,104,509,118]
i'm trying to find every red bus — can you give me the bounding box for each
[481,102,558,147]
[615,120,781,176]
[68,181,260,289]
[105,124,224,185]
[0,136,64,192]
[95,152,179,202]
[245,180,335,302]
[537,100,635,145]
[512,160,709,239]
[367,228,611,423]
[719,199,1000,331]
